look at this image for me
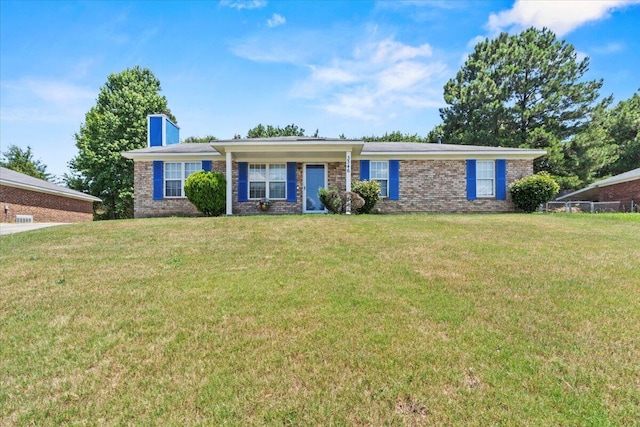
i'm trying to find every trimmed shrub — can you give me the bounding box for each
[318,188,366,214]
[184,171,226,216]
[351,180,380,214]
[318,187,343,214]
[346,191,365,213]
[509,172,560,213]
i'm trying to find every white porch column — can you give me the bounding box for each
[226,151,233,216]
[345,151,352,214]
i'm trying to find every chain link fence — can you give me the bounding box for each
[546,200,638,213]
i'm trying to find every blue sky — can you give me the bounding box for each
[1,0,639,179]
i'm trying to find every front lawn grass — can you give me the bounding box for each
[1,214,639,425]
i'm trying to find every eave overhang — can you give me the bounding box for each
[122,152,222,161]
[0,180,102,203]
[359,149,546,161]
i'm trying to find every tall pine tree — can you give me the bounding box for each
[440,28,606,181]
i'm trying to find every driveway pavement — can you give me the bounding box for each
[0,223,68,235]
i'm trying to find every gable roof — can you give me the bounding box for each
[0,167,102,202]
[557,167,640,201]
[123,138,545,161]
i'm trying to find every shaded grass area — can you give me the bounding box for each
[1,214,639,425]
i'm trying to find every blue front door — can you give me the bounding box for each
[304,164,326,213]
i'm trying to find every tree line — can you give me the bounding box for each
[4,28,637,219]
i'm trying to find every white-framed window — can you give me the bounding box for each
[164,162,201,198]
[370,161,389,198]
[249,163,286,199]
[476,160,495,197]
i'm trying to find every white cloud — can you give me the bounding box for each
[267,13,286,28]
[229,29,345,64]
[0,78,95,124]
[487,0,640,37]
[592,42,625,54]
[290,36,447,120]
[371,38,432,64]
[219,0,267,10]
[310,66,358,85]
[230,26,447,121]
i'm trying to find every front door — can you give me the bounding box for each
[304,164,327,213]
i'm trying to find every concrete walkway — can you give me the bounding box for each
[0,223,68,236]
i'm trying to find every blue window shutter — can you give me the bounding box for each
[360,160,370,181]
[286,162,297,202]
[496,159,507,200]
[153,161,164,200]
[238,162,248,202]
[202,160,212,172]
[466,160,477,201]
[389,160,400,200]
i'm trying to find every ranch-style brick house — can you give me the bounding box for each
[0,166,101,223]
[122,114,546,217]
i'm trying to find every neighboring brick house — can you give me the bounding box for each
[557,167,640,211]
[0,167,101,223]
[122,114,546,217]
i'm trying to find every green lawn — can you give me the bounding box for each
[1,214,639,426]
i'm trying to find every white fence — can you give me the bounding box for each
[545,201,636,213]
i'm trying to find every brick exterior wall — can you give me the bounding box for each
[232,162,304,215]
[376,159,532,213]
[133,161,202,217]
[598,179,640,211]
[133,159,534,217]
[0,185,94,223]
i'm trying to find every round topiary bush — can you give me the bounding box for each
[184,171,226,216]
[509,172,560,213]
[351,180,380,214]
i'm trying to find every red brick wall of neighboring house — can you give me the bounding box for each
[598,179,640,211]
[0,185,94,223]
[134,159,534,217]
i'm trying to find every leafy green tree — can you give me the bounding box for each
[0,145,51,181]
[605,91,640,176]
[182,135,217,143]
[559,101,618,188]
[362,131,427,142]
[425,124,445,144]
[559,90,639,188]
[245,124,318,138]
[68,66,175,219]
[440,27,606,177]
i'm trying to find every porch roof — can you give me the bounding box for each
[210,137,364,161]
